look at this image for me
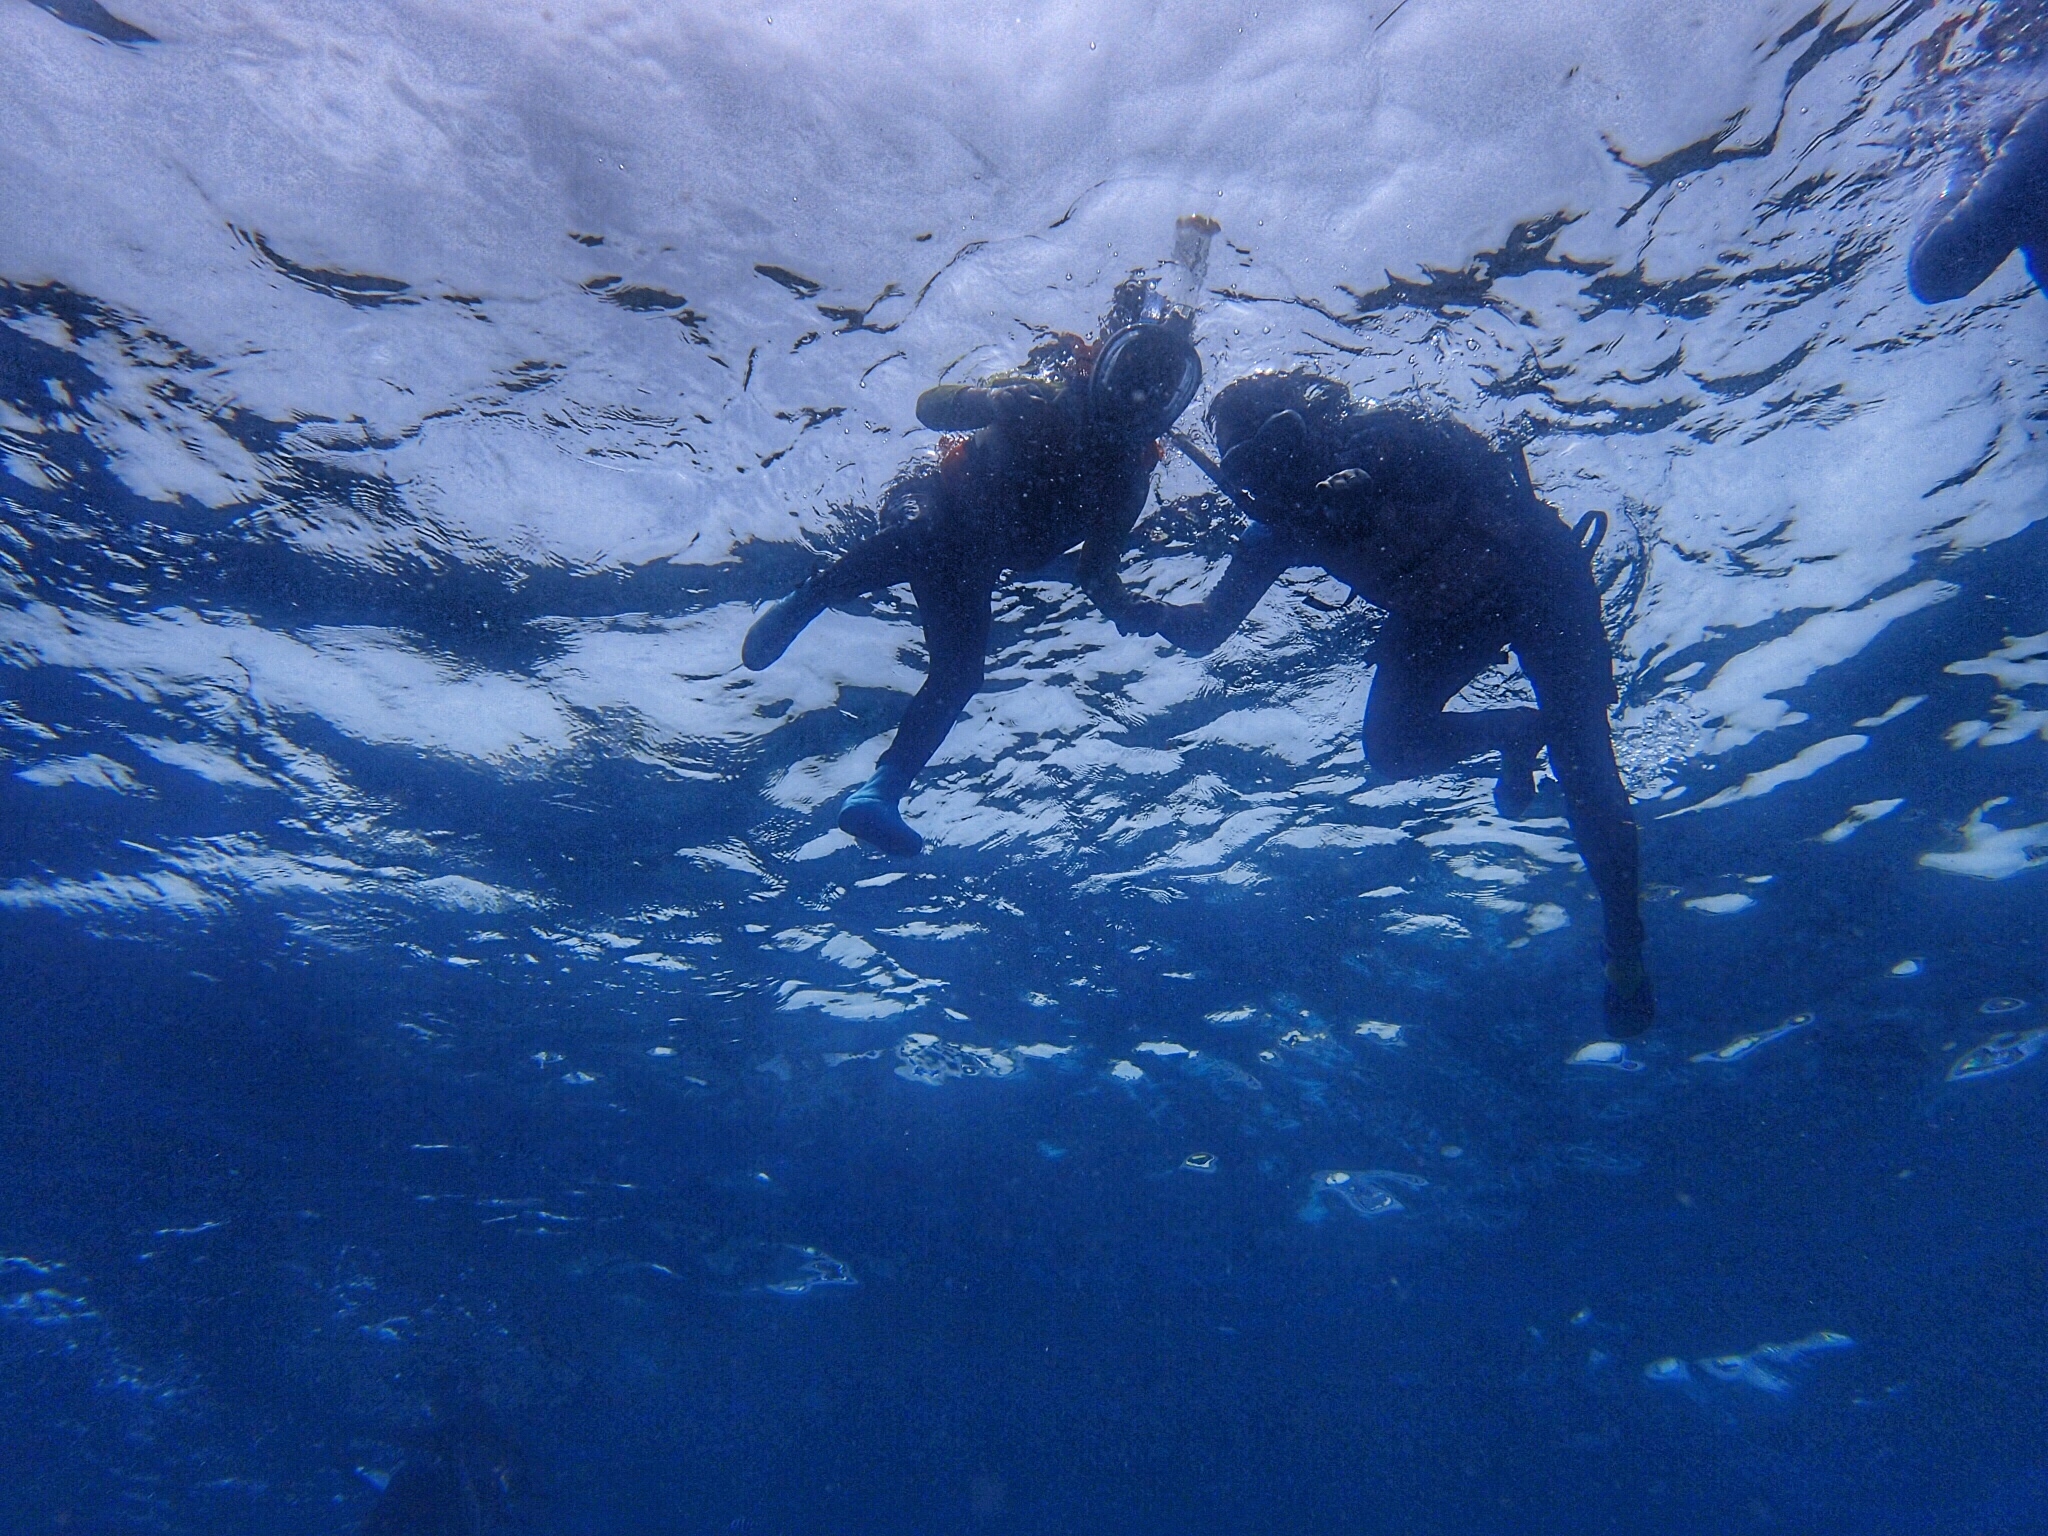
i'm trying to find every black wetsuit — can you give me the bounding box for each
[1122,403,1651,1029]
[1910,98,2048,302]
[787,377,1157,787]
[362,1400,523,1534]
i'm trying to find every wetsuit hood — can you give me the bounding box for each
[1090,322,1202,440]
[1208,369,1353,519]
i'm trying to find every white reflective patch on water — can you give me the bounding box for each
[16,752,146,793]
[819,932,880,970]
[1264,822,1409,852]
[1943,631,2048,748]
[0,869,223,918]
[1690,1012,1812,1064]
[1649,1332,1853,1397]
[1820,798,1905,843]
[1946,632,2048,691]
[1684,893,1756,915]
[1171,682,1364,767]
[1301,1169,1428,1222]
[621,952,690,971]
[781,986,919,1022]
[877,921,983,940]
[1447,855,1529,885]
[1919,798,2048,880]
[0,838,537,921]
[1947,1028,2048,1083]
[1382,911,1471,939]
[0,606,578,762]
[705,1241,856,1297]
[1682,584,1957,755]
[1568,1042,1643,1072]
[1854,696,1926,729]
[894,1033,1016,1086]
[1661,734,1868,818]
[1946,702,2048,750]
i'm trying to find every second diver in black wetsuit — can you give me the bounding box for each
[1909,96,2048,302]
[1115,370,1655,1034]
[361,1393,526,1535]
[741,280,1202,856]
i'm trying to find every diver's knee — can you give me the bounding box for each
[923,661,985,704]
[1908,235,1987,304]
[1362,732,1428,780]
[933,651,985,685]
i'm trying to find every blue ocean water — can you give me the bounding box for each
[5,1,2048,1532]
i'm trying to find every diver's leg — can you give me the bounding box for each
[1909,100,2048,304]
[839,567,993,856]
[1514,569,1652,1034]
[741,525,918,671]
[1362,614,1546,813]
[1540,697,1650,1034]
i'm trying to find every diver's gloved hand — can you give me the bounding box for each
[1602,947,1656,1037]
[741,578,827,671]
[839,766,923,857]
[1314,467,1376,533]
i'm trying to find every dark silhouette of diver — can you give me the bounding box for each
[1116,370,1654,1034]
[1909,97,2048,302]
[741,280,1203,855]
[361,1393,526,1535]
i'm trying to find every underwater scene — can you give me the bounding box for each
[4,1,2048,1532]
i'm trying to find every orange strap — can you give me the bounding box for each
[938,433,971,496]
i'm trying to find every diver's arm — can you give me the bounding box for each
[1075,473,1153,620]
[915,385,995,431]
[1078,558,1136,622]
[915,379,1060,432]
[1118,524,1295,656]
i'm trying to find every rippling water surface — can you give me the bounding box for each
[4,2,2048,1532]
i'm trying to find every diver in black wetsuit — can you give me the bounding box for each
[1909,97,2048,302]
[1115,370,1655,1034]
[361,1394,525,1535]
[741,280,1202,856]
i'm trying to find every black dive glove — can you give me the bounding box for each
[1312,467,1376,535]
